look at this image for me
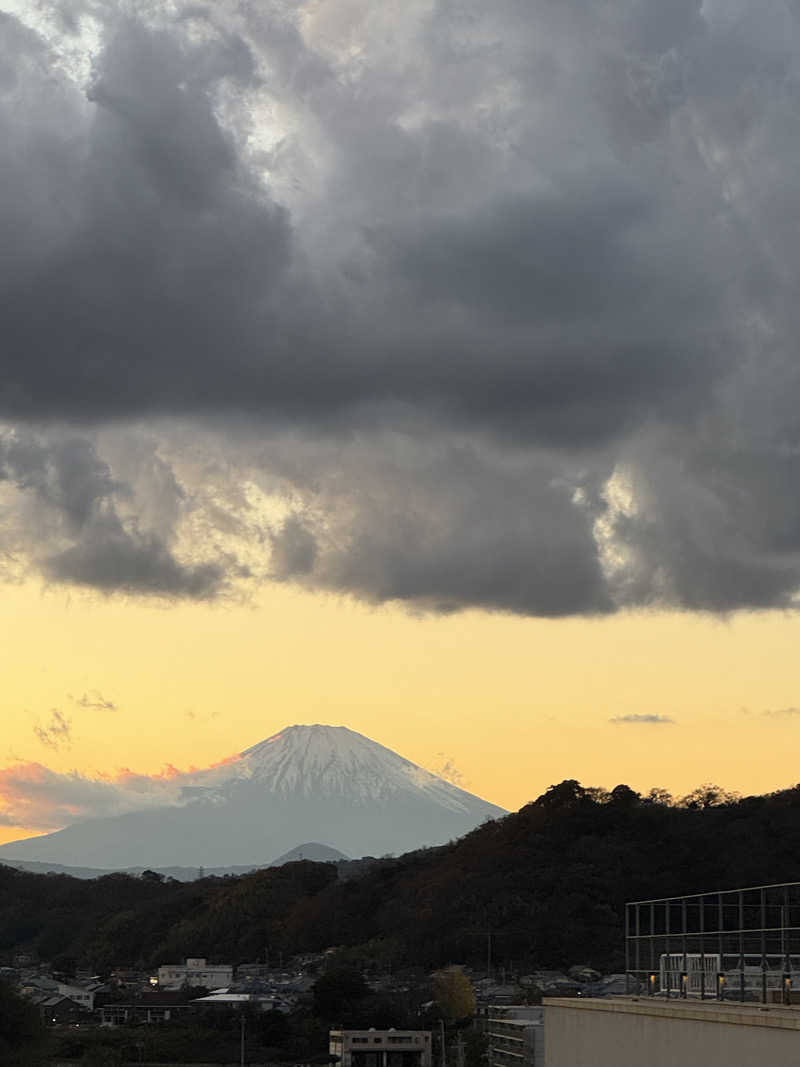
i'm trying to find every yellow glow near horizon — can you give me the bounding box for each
[2,578,800,846]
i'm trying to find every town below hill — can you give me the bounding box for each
[1,951,630,1062]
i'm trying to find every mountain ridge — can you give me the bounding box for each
[0,725,505,868]
[0,842,350,882]
[5,779,800,974]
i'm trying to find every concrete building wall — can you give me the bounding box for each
[157,958,233,990]
[544,997,800,1067]
[487,1005,544,1067]
[330,1029,432,1067]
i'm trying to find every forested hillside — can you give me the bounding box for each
[5,780,800,974]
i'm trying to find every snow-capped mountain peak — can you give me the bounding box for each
[232,724,472,810]
[0,724,506,868]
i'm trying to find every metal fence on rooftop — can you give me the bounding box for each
[625,881,800,1004]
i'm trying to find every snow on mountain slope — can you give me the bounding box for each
[213,725,480,811]
[0,725,507,868]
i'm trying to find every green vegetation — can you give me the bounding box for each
[4,780,800,975]
[0,980,44,1064]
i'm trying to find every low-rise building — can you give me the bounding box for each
[56,980,105,1011]
[157,957,233,990]
[330,1029,433,1067]
[487,1004,544,1067]
[193,991,293,1013]
[98,992,194,1026]
[30,994,85,1025]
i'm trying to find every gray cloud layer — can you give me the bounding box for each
[2,0,800,614]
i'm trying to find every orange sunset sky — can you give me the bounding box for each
[3,579,799,847]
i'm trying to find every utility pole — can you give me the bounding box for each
[240,1008,246,1067]
[440,1019,447,1067]
[455,1034,465,1067]
[487,926,492,982]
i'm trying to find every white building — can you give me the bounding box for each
[330,1029,433,1067]
[56,980,104,1011]
[157,957,233,990]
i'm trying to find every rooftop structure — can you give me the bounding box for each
[625,880,800,1002]
[157,957,233,991]
[487,1005,544,1067]
[193,990,293,1013]
[330,1029,432,1067]
[543,996,800,1067]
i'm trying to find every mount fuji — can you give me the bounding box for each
[0,725,506,869]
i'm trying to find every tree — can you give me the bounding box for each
[0,980,43,1063]
[608,785,641,808]
[312,966,370,1018]
[463,1027,488,1067]
[141,870,165,884]
[680,784,739,809]
[431,966,475,1023]
[533,780,587,810]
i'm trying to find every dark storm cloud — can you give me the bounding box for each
[258,430,613,615]
[2,0,800,614]
[0,434,117,527]
[43,511,224,599]
[0,12,290,417]
[0,428,228,598]
[0,4,735,434]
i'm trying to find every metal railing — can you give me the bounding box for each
[625,881,800,1003]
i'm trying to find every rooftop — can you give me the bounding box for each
[544,996,800,1032]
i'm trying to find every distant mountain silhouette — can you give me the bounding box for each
[270,843,349,865]
[0,842,349,881]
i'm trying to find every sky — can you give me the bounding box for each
[3,0,800,845]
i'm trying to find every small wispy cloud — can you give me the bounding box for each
[185,709,219,723]
[610,713,676,725]
[762,707,800,719]
[429,753,468,788]
[33,710,72,750]
[69,690,118,712]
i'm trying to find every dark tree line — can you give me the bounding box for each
[4,779,800,974]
